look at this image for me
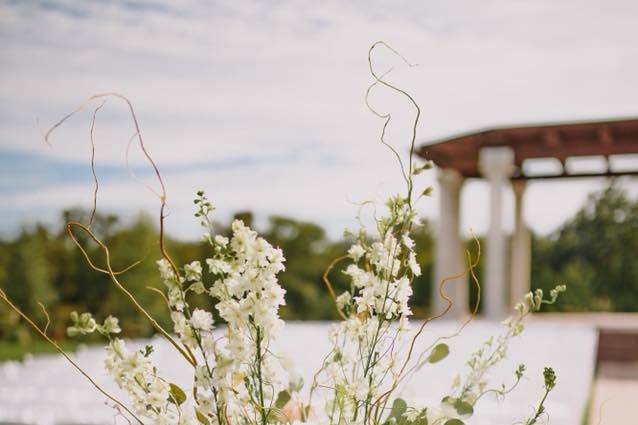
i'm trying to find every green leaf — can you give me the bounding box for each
[274,390,291,409]
[195,410,210,425]
[452,400,474,418]
[441,396,454,404]
[427,343,449,364]
[444,420,464,425]
[168,383,187,405]
[440,396,472,418]
[388,398,407,420]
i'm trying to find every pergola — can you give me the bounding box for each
[417,117,638,319]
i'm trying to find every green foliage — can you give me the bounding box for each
[168,383,187,405]
[426,343,449,364]
[274,390,291,409]
[1,186,636,351]
[387,398,407,422]
[532,186,638,312]
[0,209,437,345]
[522,367,558,425]
[440,396,473,418]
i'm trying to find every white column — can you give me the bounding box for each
[510,179,531,308]
[433,168,468,319]
[479,147,515,320]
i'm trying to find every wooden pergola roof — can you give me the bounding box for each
[417,117,638,179]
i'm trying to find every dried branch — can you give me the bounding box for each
[0,288,142,424]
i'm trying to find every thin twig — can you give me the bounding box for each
[322,255,349,320]
[66,221,196,366]
[0,289,143,424]
[88,101,106,227]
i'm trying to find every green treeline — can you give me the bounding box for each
[0,186,636,345]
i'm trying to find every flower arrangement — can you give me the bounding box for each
[0,42,566,425]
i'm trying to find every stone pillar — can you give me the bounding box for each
[479,147,515,320]
[510,179,531,308]
[433,168,468,319]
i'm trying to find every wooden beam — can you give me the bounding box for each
[544,129,562,147]
[513,170,638,181]
[598,125,614,145]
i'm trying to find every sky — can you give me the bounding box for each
[1,0,637,240]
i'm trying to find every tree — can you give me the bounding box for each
[532,186,638,312]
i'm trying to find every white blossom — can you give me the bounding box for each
[104,338,170,420]
[206,258,231,275]
[347,244,366,261]
[184,260,202,281]
[214,234,229,247]
[408,251,421,276]
[100,315,121,334]
[156,258,175,283]
[190,308,214,331]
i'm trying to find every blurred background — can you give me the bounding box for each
[1,0,637,424]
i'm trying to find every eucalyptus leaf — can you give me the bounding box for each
[441,396,454,405]
[386,398,407,423]
[427,343,450,364]
[168,383,187,405]
[444,419,465,425]
[275,390,291,409]
[196,410,210,425]
[453,399,474,418]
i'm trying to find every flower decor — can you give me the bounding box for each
[0,42,567,425]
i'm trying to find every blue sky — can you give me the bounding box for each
[1,0,637,239]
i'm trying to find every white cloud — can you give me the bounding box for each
[1,0,637,238]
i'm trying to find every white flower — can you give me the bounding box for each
[204,219,289,421]
[214,234,229,247]
[402,233,415,249]
[67,312,97,337]
[206,258,231,274]
[347,377,370,400]
[171,311,197,349]
[195,364,212,388]
[190,308,214,331]
[267,247,286,272]
[408,251,421,276]
[336,292,352,311]
[184,261,202,281]
[347,244,366,261]
[146,379,170,407]
[156,258,175,283]
[167,286,186,311]
[104,337,169,419]
[101,315,121,334]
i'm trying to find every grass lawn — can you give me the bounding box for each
[0,340,83,362]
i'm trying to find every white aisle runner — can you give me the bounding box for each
[0,321,596,425]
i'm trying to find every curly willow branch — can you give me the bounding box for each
[66,221,197,367]
[37,301,51,335]
[88,100,106,227]
[42,92,197,357]
[44,92,181,280]
[322,255,349,320]
[0,288,143,424]
[366,41,420,204]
